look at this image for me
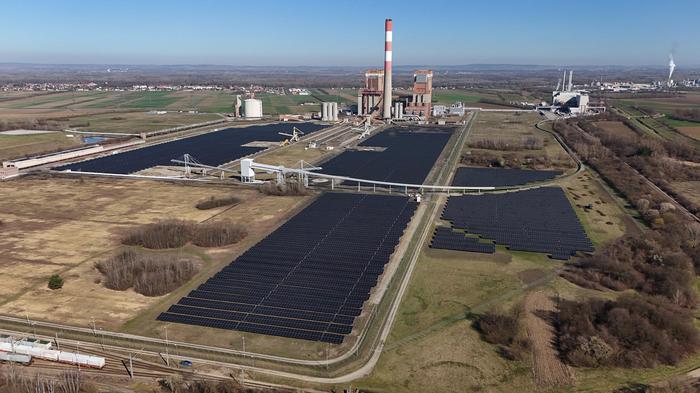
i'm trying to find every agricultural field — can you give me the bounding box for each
[432,89,531,109]
[0,131,82,161]
[613,92,700,142]
[313,88,357,104]
[257,93,321,115]
[62,111,222,134]
[0,176,310,336]
[593,120,639,138]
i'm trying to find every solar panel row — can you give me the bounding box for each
[429,227,495,253]
[451,167,561,187]
[55,122,326,174]
[320,127,454,184]
[441,187,593,260]
[159,193,418,343]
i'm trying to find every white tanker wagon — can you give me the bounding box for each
[0,340,105,369]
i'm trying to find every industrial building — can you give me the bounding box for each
[551,70,589,115]
[404,70,433,119]
[357,70,385,116]
[432,102,464,118]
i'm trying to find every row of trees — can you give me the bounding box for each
[0,368,93,393]
[466,136,543,151]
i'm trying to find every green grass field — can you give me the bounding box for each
[0,132,83,161]
[432,90,496,104]
[65,111,222,134]
[258,93,320,115]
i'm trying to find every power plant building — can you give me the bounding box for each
[405,69,433,119]
[357,70,385,116]
[551,70,589,115]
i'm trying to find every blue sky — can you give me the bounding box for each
[1,0,698,66]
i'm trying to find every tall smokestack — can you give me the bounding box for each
[382,19,393,120]
[568,70,573,91]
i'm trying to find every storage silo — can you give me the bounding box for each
[244,99,263,119]
[331,102,338,121]
[321,102,330,121]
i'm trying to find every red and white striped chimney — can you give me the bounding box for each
[382,18,393,120]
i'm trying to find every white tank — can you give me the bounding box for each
[331,102,338,121]
[244,99,263,119]
[321,102,329,121]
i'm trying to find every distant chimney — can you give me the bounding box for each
[568,70,574,91]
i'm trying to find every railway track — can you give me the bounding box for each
[569,122,700,224]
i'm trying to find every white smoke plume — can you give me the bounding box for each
[668,54,676,82]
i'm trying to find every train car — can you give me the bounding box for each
[0,352,32,366]
[0,339,105,369]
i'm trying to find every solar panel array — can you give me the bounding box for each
[430,226,495,253]
[54,123,326,174]
[158,193,417,343]
[451,167,561,187]
[320,127,454,184]
[441,187,593,260]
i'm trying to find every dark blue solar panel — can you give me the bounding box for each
[441,187,593,260]
[430,226,495,254]
[55,122,326,174]
[158,193,417,343]
[320,126,454,184]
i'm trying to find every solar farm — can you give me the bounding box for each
[451,167,561,187]
[320,126,454,184]
[54,122,326,174]
[158,193,417,343]
[436,187,593,260]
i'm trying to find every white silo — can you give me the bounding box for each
[331,102,338,121]
[321,102,329,121]
[244,99,263,119]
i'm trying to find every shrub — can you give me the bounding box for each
[558,294,700,368]
[191,221,247,247]
[122,220,247,249]
[258,181,308,196]
[474,309,528,360]
[47,274,64,290]
[475,312,519,346]
[195,195,241,210]
[96,249,199,296]
[122,220,194,249]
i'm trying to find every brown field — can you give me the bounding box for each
[670,181,700,206]
[0,176,307,333]
[560,171,632,246]
[677,126,700,140]
[465,111,576,170]
[594,120,639,137]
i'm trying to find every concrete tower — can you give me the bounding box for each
[382,19,393,120]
